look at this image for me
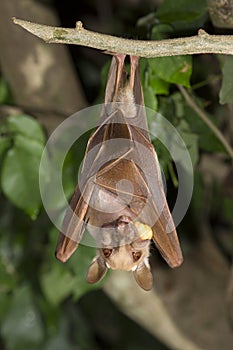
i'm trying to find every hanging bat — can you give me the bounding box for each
[55,54,183,291]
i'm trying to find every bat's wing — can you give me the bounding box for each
[55,55,132,262]
[129,124,183,268]
[55,181,94,262]
[125,56,183,267]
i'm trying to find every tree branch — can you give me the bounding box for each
[13,18,233,57]
[104,271,205,350]
[178,85,233,160]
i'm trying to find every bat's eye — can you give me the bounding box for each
[132,251,141,261]
[103,248,112,258]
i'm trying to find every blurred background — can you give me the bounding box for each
[0,0,233,349]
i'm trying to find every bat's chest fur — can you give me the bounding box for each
[114,86,137,119]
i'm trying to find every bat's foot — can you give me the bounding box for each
[129,55,139,89]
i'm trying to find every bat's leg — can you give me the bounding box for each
[114,54,126,99]
[103,52,126,104]
[129,55,140,90]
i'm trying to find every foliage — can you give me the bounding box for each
[219,55,233,104]
[1,115,45,218]
[0,0,233,349]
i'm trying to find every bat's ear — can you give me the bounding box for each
[86,256,108,284]
[133,260,153,291]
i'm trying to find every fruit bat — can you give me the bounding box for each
[55,54,183,291]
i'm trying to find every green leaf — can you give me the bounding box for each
[149,74,170,95]
[0,136,11,158]
[1,134,44,218]
[140,59,169,96]
[219,56,233,104]
[157,95,175,121]
[143,85,158,111]
[148,56,192,87]
[1,285,44,350]
[7,114,45,144]
[40,228,99,304]
[152,139,171,179]
[159,92,225,155]
[183,104,225,153]
[39,148,76,212]
[149,113,174,179]
[172,92,185,118]
[67,243,102,300]
[41,264,76,305]
[176,120,199,167]
[151,23,174,40]
[156,0,208,30]
[42,309,94,350]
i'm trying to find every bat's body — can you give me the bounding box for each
[56,55,183,290]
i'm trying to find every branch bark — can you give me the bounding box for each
[13,18,233,57]
[104,271,205,350]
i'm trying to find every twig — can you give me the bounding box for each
[178,85,233,160]
[13,18,233,57]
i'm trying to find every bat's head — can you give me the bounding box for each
[86,217,153,291]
